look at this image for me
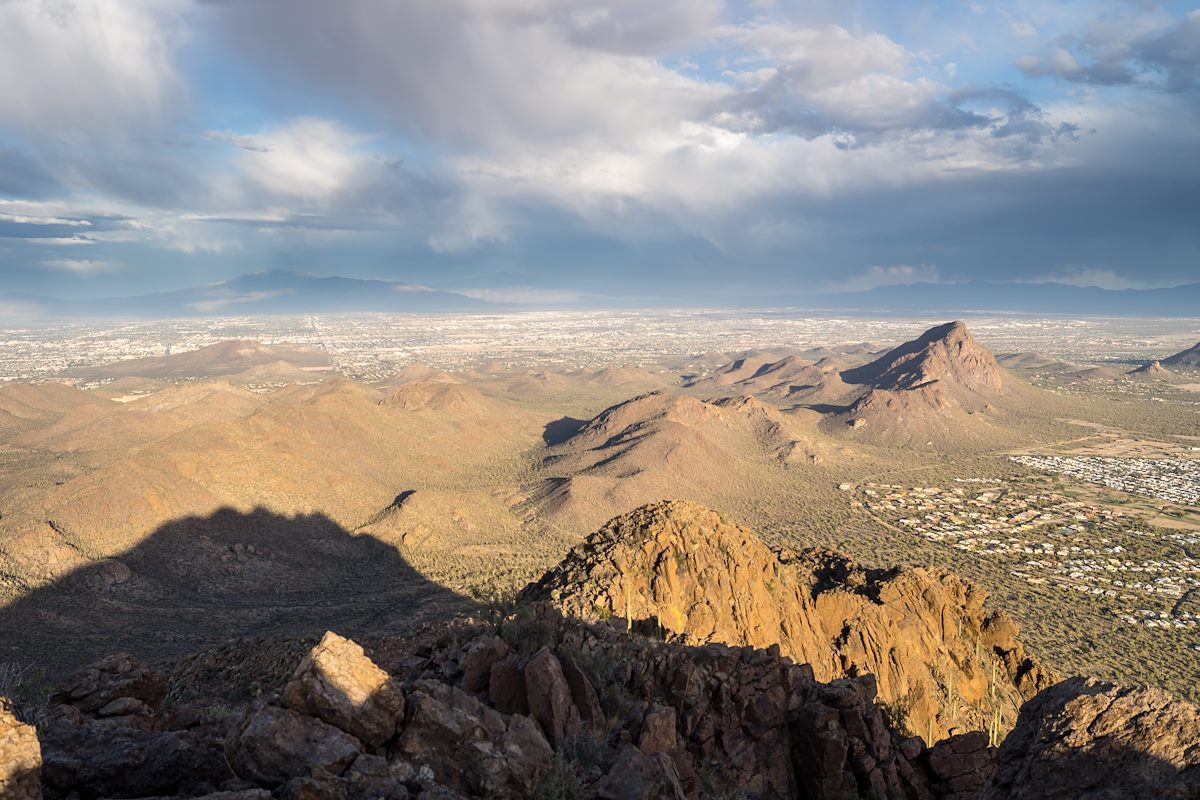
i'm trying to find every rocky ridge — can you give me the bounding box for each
[6,501,1199,799]
[1163,341,1200,369]
[521,500,1052,742]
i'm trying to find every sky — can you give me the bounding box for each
[0,0,1198,305]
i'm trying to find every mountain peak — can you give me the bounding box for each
[841,320,1002,396]
[522,500,1052,742]
[1163,341,1200,368]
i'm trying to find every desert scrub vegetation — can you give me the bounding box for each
[0,661,51,724]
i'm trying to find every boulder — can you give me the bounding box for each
[561,655,605,728]
[0,697,40,800]
[596,744,687,800]
[985,677,1200,799]
[488,655,528,716]
[396,679,551,799]
[927,731,994,799]
[52,653,166,714]
[523,647,574,748]
[225,705,362,787]
[344,753,412,800]
[281,631,405,747]
[39,705,231,799]
[638,705,677,756]
[461,635,508,694]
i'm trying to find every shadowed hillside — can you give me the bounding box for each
[0,507,474,677]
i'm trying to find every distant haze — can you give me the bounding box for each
[6,271,1200,319]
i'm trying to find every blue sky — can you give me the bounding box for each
[1,0,1197,305]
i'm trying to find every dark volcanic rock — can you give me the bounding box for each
[52,653,166,715]
[225,705,362,787]
[40,705,231,799]
[984,676,1200,799]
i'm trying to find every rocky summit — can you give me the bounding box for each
[841,321,1004,398]
[827,321,1022,445]
[5,501,1196,799]
[522,500,1052,742]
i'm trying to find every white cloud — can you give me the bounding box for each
[0,0,185,136]
[0,199,91,227]
[221,118,373,202]
[42,258,112,273]
[830,264,942,292]
[1033,268,1172,290]
[1010,20,1038,38]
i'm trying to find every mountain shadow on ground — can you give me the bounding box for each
[0,507,475,679]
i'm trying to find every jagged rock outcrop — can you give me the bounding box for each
[26,505,1192,800]
[1127,360,1174,381]
[522,500,1053,742]
[397,679,552,798]
[984,677,1200,799]
[0,697,41,800]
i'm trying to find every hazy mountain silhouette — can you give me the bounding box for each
[4,270,490,318]
[0,507,474,677]
[800,280,1200,316]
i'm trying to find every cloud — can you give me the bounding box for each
[1031,268,1174,291]
[231,118,373,201]
[832,263,942,292]
[1010,21,1038,39]
[1018,9,1200,91]
[0,199,92,227]
[42,258,112,273]
[0,0,185,137]
[206,0,727,152]
[0,1,1196,299]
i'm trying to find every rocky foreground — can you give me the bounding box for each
[2,502,1198,799]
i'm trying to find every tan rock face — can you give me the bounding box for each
[281,630,406,747]
[0,697,40,800]
[523,500,1052,742]
[986,677,1200,799]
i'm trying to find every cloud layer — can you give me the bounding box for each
[0,0,1197,303]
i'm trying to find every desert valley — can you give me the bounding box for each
[1,312,1198,799]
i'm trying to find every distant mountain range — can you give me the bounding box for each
[797,280,1200,317]
[3,270,490,318]
[4,271,1200,318]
